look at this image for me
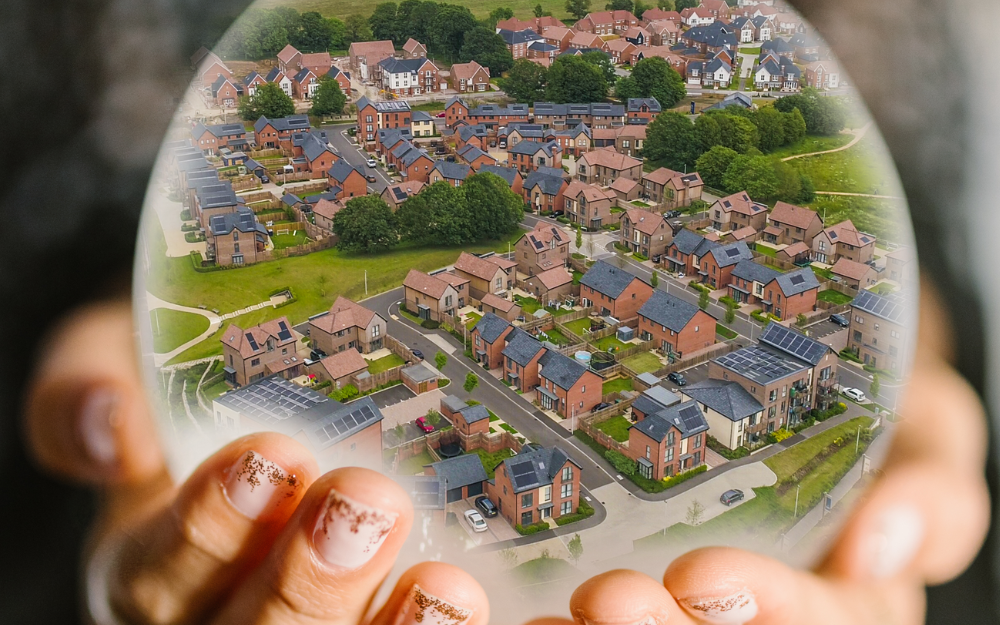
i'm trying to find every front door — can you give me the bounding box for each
[540,507,551,519]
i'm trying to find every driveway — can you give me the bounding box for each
[366,383,416,409]
[379,388,447,430]
[146,185,206,258]
[451,498,520,545]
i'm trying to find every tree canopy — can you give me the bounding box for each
[217,8,342,59]
[368,2,400,41]
[545,55,608,103]
[499,59,548,103]
[694,145,739,189]
[310,76,347,117]
[460,27,514,74]
[237,82,295,121]
[624,57,686,109]
[566,0,592,20]
[344,14,373,44]
[644,111,699,170]
[773,88,848,135]
[332,196,398,254]
[427,4,478,59]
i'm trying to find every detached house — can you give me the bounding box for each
[253,114,312,150]
[563,180,617,230]
[537,350,603,417]
[211,75,243,108]
[499,28,545,59]
[191,122,247,155]
[478,164,524,195]
[307,303,384,366]
[523,267,574,306]
[764,268,820,321]
[523,167,569,214]
[209,208,267,267]
[642,168,704,208]
[508,140,561,173]
[264,67,294,98]
[456,145,496,170]
[291,68,320,100]
[242,71,267,97]
[638,290,716,357]
[710,191,768,232]
[805,61,840,90]
[221,317,302,387]
[576,147,643,186]
[682,380,764,450]
[326,160,368,199]
[847,290,910,375]
[621,208,673,260]
[348,40,396,82]
[763,201,824,247]
[626,399,709,480]
[481,293,522,322]
[450,61,491,92]
[811,219,875,264]
[470,313,513,370]
[488,446,582,527]
[380,180,425,211]
[403,269,469,322]
[627,98,662,125]
[402,38,428,59]
[516,222,570,277]
[453,251,515,300]
[311,349,368,388]
[378,57,442,97]
[603,39,638,65]
[356,97,412,146]
[429,160,472,187]
[573,10,638,35]
[580,259,653,320]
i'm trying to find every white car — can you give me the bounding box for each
[464,509,488,533]
[366,158,377,168]
[842,387,867,403]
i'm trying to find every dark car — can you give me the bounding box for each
[667,372,687,386]
[260,175,270,184]
[366,173,377,183]
[445,155,456,162]
[720,489,745,506]
[829,313,849,327]
[474,496,498,518]
[412,349,424,360]
[593,402,611,412]
[664,210,681,218]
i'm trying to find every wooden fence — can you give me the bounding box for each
[605,339,657,362]
[259,237,336,261]
[751,252,797,272]
[646,341,740,377]
[353,366,403,394]
[386,335,416,362]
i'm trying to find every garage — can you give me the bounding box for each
[446,487,464,503]
[426,455,488,505]
[467,481,484,497]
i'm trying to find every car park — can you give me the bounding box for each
[829,313,849,327]
[720,489,744,506]
[474,496,498,518]
[842,387,867,402]
[415,416,433,433]
[464,509,488,532]
[667,372,687,386]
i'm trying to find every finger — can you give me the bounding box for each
[663,547,924,625]
[212,467,414,625]
[818,356,990,584]
[570,569,694,625]
[23,299,163,485]
[107,432,318,624]
[368,561,489,625]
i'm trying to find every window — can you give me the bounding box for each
[667,431,675,446]
[560,501,573,515]
[521,493,533,508]
[561,483,572,498]
[694,434,702,449]
[521,511,533,525]
[665,447,674,462]
[251,358,260,366]
[561,466,573,481]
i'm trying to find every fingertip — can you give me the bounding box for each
[664,548,783,624]
[374,561,490,625]
[570,569,678,625]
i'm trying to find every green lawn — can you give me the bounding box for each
[807,195,904,242]
[602,377,634,395]
[259,0,577,20]
[514,295,542,314]
[145,218,523,365]
[149,308,210,354]
[594,335,628,352]
[818,289,853,305]
[811,265,835,280]
[271,231,309,249]
[201,378,230,404]
[754,243,777,257]
[368,353,405,374]
[785,135,894,195]
[512,556,577,584]
[410,101,446,111]
[397,450,435,475]
[572,270,584,285]
[594,415,633,442]
[464,312,482,329]
[767,133,854,159]
[563,317,593,337]
[539,327,572,346]
[621,351,662,374]
[716,324,738,340]
[469,447,515,478]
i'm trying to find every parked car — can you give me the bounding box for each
[842,387,867,403]
[474,496,498,518]
[366,173,377,183]
[446,155,456,162]
[667,372,687,386]
[412,349,424,360]
[260,175,270,183]
[664,210,681,218]
[593,402,611,412]
[652,254,661,264]
[435,111,446,118]
[366,158,377,168]
[829,313,849,327]
[464,509,488,532]
[720,489,744,506]
[415,416,434,433]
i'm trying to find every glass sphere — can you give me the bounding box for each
[134,2,917,620]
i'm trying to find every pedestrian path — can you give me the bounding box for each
[781,123,871,162]
[147,293,222,367]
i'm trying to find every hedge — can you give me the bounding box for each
[516,521,551,535]
[707,436,749,460]
[604,449,637,475]
[767,429,795,444]
[329,384,359,402]
[554,499,596,526]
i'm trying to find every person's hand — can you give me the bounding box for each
[23,298,490,625]
[544,281,990,625]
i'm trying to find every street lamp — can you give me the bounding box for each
[793,484,801,518]
[855,423,862,454]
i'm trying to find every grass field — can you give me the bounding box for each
[754,243,777,257]
[149,308,210,354]
[396,450,434,475]
[602,377,633,395]
[621,351,662,374]
[818,289,853,305]
[563,317,593,337]
[767,133,854,159]
[785,135,892,195]
[146,219,524,364]
[593,335,628,351]
[271,231,309,249]
[257,0,574,21]
[539,327,572,346]
[807,195,904,242]
[594,415,632,442]
[368,353,405,374]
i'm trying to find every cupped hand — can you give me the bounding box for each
[23,299,490,625]
[544,282,990,625]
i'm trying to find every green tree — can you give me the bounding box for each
[581,50,617,85]
[783,108,807,146]
[428,4,478,59]
[869,373,880,400]
[753,106,787,153]
[487,7,514,26]
[396,181,469,244]
[566,0,592,21]
[434,351,448,370]
[675,0,697,9]
[694,114,722,152]
[310,76,347,116]
[344,13,373,44]
[644,111,699,170]
[651,269,659,288]
[724,298,736,324]
[368,2,399,41]
[545,56,607,103]
[799,174,816,203]
[773,88,847,135]
[499,59,548,103]
[686,499,705,525]
[464,372,480,393]
[290,11,334,52]
[698,289,710,310]
[327,17,348,49]
[615,75,641,102]
[606,0,633,11]
[392,423,405,441]
[460,27,514,74]
[237,82,295,121]
[695,145,739,189]
[773,160,803,203]
[567,534,584,565]
[709,112,759,153]
[656,0,675,9]
[633,0,651,18]
[796,313,808,327]
[576,223,583,250]
[722,155,780,201]
[426,409,442,426]
[332,196,398,253]
[630,57,686,109]
[405,0,440,43]
[534,3,546,17]
[463,172,525,241]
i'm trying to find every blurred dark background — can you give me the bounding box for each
[0,0,994,622]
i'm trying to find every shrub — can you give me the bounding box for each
[554,499,596,526]
[329,384,359,402]
[515,521,551,535]
[604,449,637,476]
[633,253,648,261]
[421,319,440,330]
[661,464,708,488]
[767,429,795,444]
[707,436,749,460]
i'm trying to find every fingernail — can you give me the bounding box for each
[869,505,924,579]
[77,388,120,466]
[312,489,397,569]
[579,617,660,625]
[396,585,473,625]
[678,590,758,625]
[223,451,300,519]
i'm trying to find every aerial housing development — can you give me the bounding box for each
[146,0,913,577]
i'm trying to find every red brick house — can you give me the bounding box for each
[450,61,491,92]
[709,191,768,232]
[324,67,352,96]
[576,147,643,186]
[516,221,570,277]
[641,168,704,209]
[403,269,468,321]
[501,329,547,392]
[523,168,569,214]
[663,228,715,276]
[537,350,603,417]
[356,96,412,146]
[478,165,524,196]
[393,141,434,183]
[563,180,617,231]
[763,201,825,247]
[574,10,638,35]
[811,219,876,265]
[253,114,312,150]
[621,208,673,260]
[580,260,653,321]
[626,98,662,125]
[456,145,497,170]
[626,399,709,480]
[698,241,754,289]
[326,160,368,200]
[523,267,574,306]
[402,38,428,59]
[194,50,232,87]
[508,140,562,173]
[638,290,716,358]
[211,75,243,108]
[603,38,638,65]
[763,267,820,321]
[348,40,396,82]
[470,313,514,370]
[542,25,575,51]
[830,257,878,290]
[191,122,247,155]
[488,446,582,526]
[445,97,470,128]
[311,349,369,388]
[220,316,302,387]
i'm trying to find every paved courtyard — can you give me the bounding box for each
[379,388,446,430]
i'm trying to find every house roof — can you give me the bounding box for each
[824,219,875,248]
[318,349,369,380]
[624,26,650,39]
[411,110,434,123]
[769,201,822,229]
[762,37,794,53]
[565,180,616,203]
[851,289,908,323]
[356,96,411,113]
[637,289,702,332]
[611,177,640,195]
[441,395,468,414]
[310,296,380,335]
[457,124,490,142]
[299,52,332,69]
[604,38,637,54]
[729,225,757,241]
[472,312,512,343]
[478,165,520,187]
[580,260,643,299]
[222,316,297,359]
[771,267,820,297]
[455,251,506,281]
[432,160,472,181]
[523,222,568,250]
[533,266,574,290]
[457,144,490,162]
[523,169,567,195]
[499,28,544,45]
[538,349,590,390]
[502,328,547,367]
[716,191,767,217]
[670,228,712,256]
[348,40,395,58]
[426,455,488,490]
[731,259,780,285]
[383,181,425,204]
[450,60,489,81]
[683,379,763,421]
[457,403,490,424]
[542,25,574,41]
[327,159,361,183]
[708,242,754,268]
[401,361,441,383]
[403,269,453,299]
[830,257,873,282]
[713,344,808,384]
[481,292,517,313]
[192,122,246,139]
[624,208,665,235]
[209,207,265,236]
[277,44,300,65]
[254,114,311,134]
[311,198,345,220]
[395,475,446,510]
[643,8,682,21]
[403,37,426,53]
[509,139,557,156]
[758,322,832,367]
[499,445,581,493]
[379,56,436,76]
[627,97,662,113]
[780,241,810,257]
[579,146,642,170]
[633,400,709,441]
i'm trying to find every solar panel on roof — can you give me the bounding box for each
[246,333,259,350]
[789,274,805,285]
[829,231,838,239]
[725,247,741,257]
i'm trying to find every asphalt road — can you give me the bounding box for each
[323,123,391,194]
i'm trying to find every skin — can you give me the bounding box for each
[22,277,989,624]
